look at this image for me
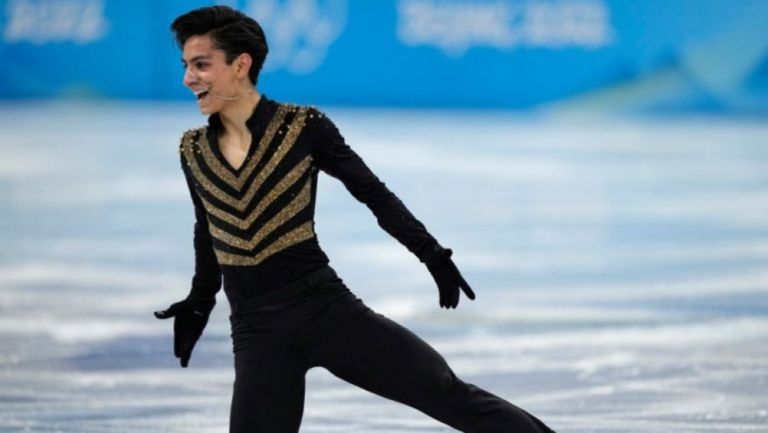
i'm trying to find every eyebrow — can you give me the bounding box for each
[181,55,211,64]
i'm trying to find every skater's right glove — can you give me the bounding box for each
[423,244,476,309]
[154,297,214,368]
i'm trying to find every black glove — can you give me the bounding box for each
[423,245,476,309]
[154,298,213,367]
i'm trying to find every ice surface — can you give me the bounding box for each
[1,102,767,432]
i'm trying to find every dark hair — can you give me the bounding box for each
[171,5,268,85]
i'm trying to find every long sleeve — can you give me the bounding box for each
[183,165,222,309]
[307,109,439,262]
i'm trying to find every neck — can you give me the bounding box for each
[218,90,262,139]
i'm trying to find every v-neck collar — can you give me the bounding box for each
[205,94,276,176]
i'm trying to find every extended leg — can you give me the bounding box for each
[301,294,555,433]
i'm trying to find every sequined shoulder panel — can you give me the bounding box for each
[180,104,318,267]
[179,126,207,155]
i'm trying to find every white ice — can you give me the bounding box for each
[0,101,767,432]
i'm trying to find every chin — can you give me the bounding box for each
[198,106,218,115]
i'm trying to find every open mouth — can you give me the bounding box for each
[196,90,209,101]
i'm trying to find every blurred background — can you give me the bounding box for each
[1,1,767,432]
[1,0,767,111]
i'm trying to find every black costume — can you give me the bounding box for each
[162,95,555,432]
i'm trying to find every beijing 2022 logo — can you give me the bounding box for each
[217,0,347,74]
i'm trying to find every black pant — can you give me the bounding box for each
[228,267,555,433]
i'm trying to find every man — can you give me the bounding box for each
[155,5,555,433]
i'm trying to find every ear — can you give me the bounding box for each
[235,53,253,80]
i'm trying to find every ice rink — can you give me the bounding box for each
[1,101,767,432]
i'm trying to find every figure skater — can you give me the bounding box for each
[155,5,555,433]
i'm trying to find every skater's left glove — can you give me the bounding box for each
[423,244,476,309]
[154,297,214,368]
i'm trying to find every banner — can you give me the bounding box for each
[1,0,766,111]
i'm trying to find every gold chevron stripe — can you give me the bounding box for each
[198,104,289,189]
[214,220,315,266]
[200,155,313,230]
[181,108,309,212]
[208,175,312,250]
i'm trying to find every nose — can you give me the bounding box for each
[183,67,197,88]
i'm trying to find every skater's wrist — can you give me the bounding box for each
[419,242,446,265]
[184,292,216,315]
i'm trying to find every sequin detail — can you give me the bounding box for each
[200,155,313,230]
[181,107,309,212]
[215,220,315,266]
[199,105,289,189]
[180,104,318,267]
[208,175,313,250]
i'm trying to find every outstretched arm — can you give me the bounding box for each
[307,109,475,308]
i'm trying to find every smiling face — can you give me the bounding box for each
[181,34,252,115]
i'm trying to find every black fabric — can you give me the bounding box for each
[177,96,554,432]
[228,267,555,433]
[153,298,212,368]
[181,95,438,305]
[184,173,222,309]
[230,266,337,314]
[423,244,476,309]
